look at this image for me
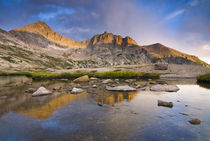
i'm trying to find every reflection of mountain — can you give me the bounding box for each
[16,93,88,120]
[96,92,138,105]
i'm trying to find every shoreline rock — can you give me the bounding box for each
[32,87,52,97]
[150,84,179,92]
[73,75,89,82]
[71,87,84,94]
[106,85,136,92]
[102,79,113,84]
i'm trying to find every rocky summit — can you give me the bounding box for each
[0,21,209,71]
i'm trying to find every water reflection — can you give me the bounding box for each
[15,93,88,120]
[197,82,210,89]
[0,76,210,141]
[95,92,138,105]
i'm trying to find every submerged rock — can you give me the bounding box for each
[25,88,36,93]
[32,87,52,97]
[102,79,113,84]
[71,87,84,94]
[150,84,179,92]
[188,118,201,125]
[73,75,89,82]
[157,100,173,108]
[106,85,136,92]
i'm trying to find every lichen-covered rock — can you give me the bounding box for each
[32,87,52,97]
[150,84,179,92]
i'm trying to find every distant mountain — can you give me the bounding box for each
[0,21,209,71]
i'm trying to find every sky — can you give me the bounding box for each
[0,0,210,63]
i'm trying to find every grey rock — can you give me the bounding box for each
[102,79,113,84]
[106,85,136,92]
[150,84,179,92]
[188,118,201,125]
[32,87,52,97]
[158,100,173,108]
[71,87,84,94]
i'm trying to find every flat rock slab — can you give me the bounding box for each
[32,87,52,97]
[73,75,89,82]
[71,87,84,94]
[150,84,179,92]
[106,85,136,92]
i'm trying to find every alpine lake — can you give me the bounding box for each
[0,76,210,141]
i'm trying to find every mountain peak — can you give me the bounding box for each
[13,21,90,48]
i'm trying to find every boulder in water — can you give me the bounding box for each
[32,87,52,97]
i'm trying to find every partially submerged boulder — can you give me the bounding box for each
[106,85,136,92]
[73,75,89,82]
[154,63,168,70]
[71,87,84,94]
[188,118,201,125]
[150,84,179,92]
[158,100,173,108]
[32,87,52,97]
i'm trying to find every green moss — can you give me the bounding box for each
[0,71,159,80]
[197,73,210,83]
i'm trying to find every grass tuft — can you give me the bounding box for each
[0,71,159,80]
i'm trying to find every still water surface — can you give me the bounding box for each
[0,76,209,141]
